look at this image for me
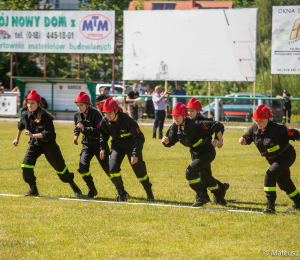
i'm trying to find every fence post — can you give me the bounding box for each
[214,98,219,121]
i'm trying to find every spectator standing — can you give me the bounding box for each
[96,87,110,111]
[108,87,118,95]
[276,90,293,124]
[145,84,154,119]
[172,85,186,105]
[152,85,170,139]
[138,81,147,118]
[126,83,140,121]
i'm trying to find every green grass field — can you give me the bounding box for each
[1,122,300,259]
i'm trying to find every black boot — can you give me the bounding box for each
[212,194,227,206]
[146,189,155,202]
[116,189,129,202]
[69,181,82,196]
[83,175,98,199]
[193,192,208,207]
[222,183,230,198]
[24,183,39,196]
[286,200,300,211]
[204,192,211,203]
[263,198,276,214]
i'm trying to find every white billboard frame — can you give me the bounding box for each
[271,6,300,75]
[123,9,257,82]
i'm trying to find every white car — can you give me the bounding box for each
[95,83,132,108]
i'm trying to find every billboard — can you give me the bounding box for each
[271,6,300,74]
[0,11,115,53]
[123,9,257,82]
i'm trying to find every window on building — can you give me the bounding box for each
[152,3,163,10]
[163,3,176,10]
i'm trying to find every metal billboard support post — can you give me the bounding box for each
[15,53,19,76]
[214,98,219,121]
[78,54,81,79]
[253,81,256,122]
[44,53,47,78]
[112,47,115,92]
[10,53,13,90]
[271,74,273,110]
[208,81,211,118]
[165,80,168,119]
[218,82,223,121]
[122,80,126,113]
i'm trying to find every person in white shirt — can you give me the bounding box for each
[152,85,170,139]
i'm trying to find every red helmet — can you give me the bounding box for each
[186,98,203,111]
[102,98,121,112]
[171,102,188,116]
[252,104,273,120]
[25,90,42,104]
[74,92,92,105]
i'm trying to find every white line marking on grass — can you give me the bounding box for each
[0,193,299,217]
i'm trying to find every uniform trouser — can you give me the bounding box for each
[153,110,165,139]
[283,105,291,123]
[21,141,74,185]
[131,105,138,121]
[109,145,152,193]
[77,143,110,177]
[186,145,223,195]
[265,146,300,202]
[190,153,223,195]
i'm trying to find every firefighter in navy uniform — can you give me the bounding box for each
[12,90,82,196]
[239,104,300,213]
[73,92,111,199]
[99,98,154,202]
[162,102,229,207]
[186,98,228,203]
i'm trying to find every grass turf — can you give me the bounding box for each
[1,122,300,259]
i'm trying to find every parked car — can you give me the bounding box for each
[202,92,282,122]
[95,83,132,108]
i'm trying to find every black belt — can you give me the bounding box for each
[156,109,165,111]
[267,143,290,160]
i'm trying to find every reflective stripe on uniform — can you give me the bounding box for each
[56,166,68,174]
[288,189,299,197]
[21,164,35,169]
[189,178,201,184]
[264,187,276,192]
[120,133,131,138]
[267,145,280,153]
[80,171,91,177]
[110,172,121,179]
[138,174,148,182]
[193,138,203,147]
[208,184,219,191]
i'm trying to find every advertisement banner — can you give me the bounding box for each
[271,6,300,74]
[123,9,257,82]
[0,11,115,53]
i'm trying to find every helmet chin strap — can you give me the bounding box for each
[110,111,119,122]
[180,116,186,126]
[83,105,90,115]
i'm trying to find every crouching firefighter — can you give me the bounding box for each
[186,98,228,203]
[99,98,154,202]
[12,90,82,197]
[74,92,112,199]
[162,102,229,207]
[239,104,300,214]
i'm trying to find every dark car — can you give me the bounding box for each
[202,92,282,122]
